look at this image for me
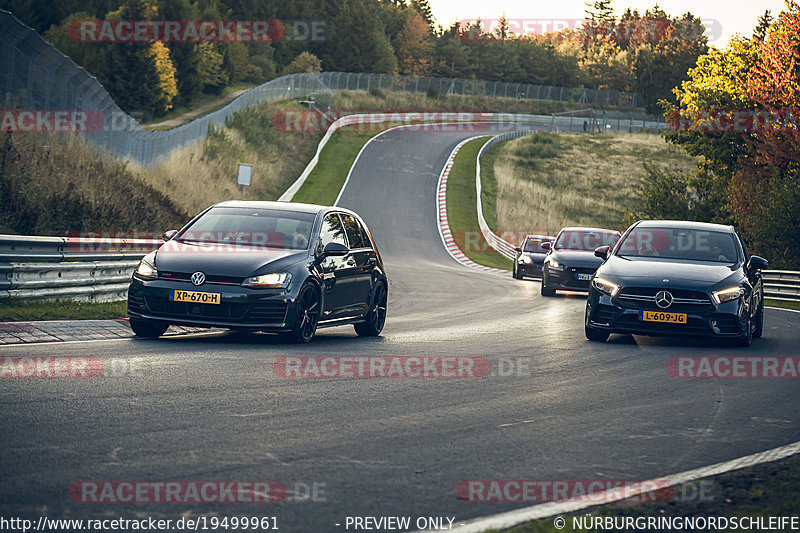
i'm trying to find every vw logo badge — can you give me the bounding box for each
[655,290,673,309]
[191,271,206,286]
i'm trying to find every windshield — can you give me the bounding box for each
[617,227,739,263]
[523,238,550,253]
[555,230,620,251]
[179,207,316,250]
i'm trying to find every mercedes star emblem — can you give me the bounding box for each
[655,290,673,309]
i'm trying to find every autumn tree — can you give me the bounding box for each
[394,12,433,76]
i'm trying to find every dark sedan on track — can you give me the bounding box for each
[128,201,388,343]
[512,234,554,279]
[540,227,621,296]
[584,220,767,346]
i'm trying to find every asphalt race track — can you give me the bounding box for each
[1,123,799,532]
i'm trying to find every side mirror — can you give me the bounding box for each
[747,255,768,271]
[541,241,551,251]
[514,247,522,253]
[594,245,610,260]
[162,230,178,241]
[321,241,349,257]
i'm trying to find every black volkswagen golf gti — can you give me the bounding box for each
[584,220,767,346]
[128,201,388,343]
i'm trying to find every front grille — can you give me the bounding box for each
[158,271,244,285]
[145,296,249,320]
[617,287,712,313]
[591,304,617,325]
[249,300,288,322]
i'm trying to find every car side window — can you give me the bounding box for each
[319,214,347,249]
[738,234,750,263]
[357,219,373,250]
[341,214,366,249]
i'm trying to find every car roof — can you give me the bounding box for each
[212,200,355,216]
[558,227,621,234]
[525,234,554,240]
[633,220,734,232]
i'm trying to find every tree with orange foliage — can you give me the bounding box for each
[394,12,433,76]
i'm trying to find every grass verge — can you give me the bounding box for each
[765,299,800,311]
[446,138,513,271]
[0,300,127,322]
[291,131,376,205]
[487,131,697,234]
[490,452,800,533]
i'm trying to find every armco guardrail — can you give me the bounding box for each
[762,271,800,302]
[2,9,659,167]
[0,235,159,302]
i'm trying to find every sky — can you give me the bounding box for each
[427,0,788,47]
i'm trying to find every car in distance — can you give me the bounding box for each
[513,234,554,279]
[584,220,767,347]
[128,201,388,343]
[540,227,621,296]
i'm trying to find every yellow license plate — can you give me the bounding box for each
[640,310,687,324]
[170,290,221,305]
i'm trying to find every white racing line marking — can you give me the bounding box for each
[415,439,800,532]
[434,136,510,274]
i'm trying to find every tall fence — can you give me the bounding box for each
[2,9,649,168]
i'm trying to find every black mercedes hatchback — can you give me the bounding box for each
[540,227,621,296]
[584,220,767,346]
[128,201,388,343]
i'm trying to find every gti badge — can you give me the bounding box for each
[191,271,206,286]
[655,290,673,309]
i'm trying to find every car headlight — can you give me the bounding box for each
[592,277,620,297]
[547,259,563,270]
[242,272,292,288]
[520,256,533,264]
[712,287,744,304]
[134,252,157,280]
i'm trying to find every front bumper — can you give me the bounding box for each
[585,290,747,338]
[127,277,298,331]
[517,261,544,277]
[544,265,597,291]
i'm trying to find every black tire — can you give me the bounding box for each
[585,322,610,342]
[129,318,168,338]
[753,298,764,338]
[512,264,521,279]
[284,283,320,343]
[541,274,556,297]
[734,313,753,347]
[355,282,387,337]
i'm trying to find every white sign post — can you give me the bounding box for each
[237,163,252,200]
